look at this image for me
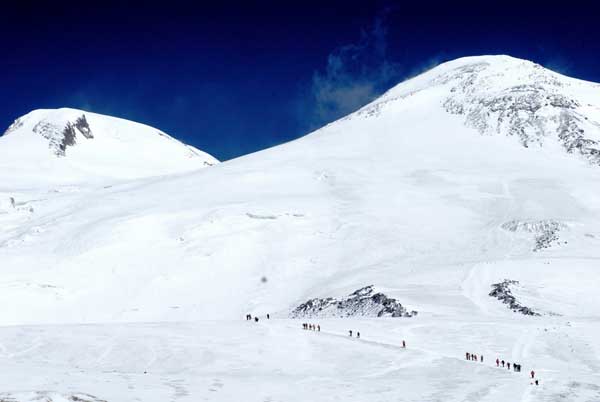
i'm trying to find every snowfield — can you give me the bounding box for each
[1,55,600,401]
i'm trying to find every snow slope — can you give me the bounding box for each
[0,108,218,186]
[1,55,600,401]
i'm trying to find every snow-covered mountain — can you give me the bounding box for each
[0,108,218,185]
[353,55,600,165]
[2,56,600,401]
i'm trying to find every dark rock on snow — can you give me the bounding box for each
[489,279,540,316]
[290,285,417,319]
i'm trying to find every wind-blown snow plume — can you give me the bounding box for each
[309,17,401,126]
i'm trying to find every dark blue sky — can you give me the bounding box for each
[1,1,598,161]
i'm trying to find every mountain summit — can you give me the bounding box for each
[349,55,600,166]
[0,108,218,184]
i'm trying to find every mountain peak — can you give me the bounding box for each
[348,55,600,166]
[4,108,96,156]
[0,108,219,184]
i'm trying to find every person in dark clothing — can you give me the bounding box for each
[357,332,360,339]
[267,314,270,319]
[317,325,320,332]
[496,358,499,367]
[480,355,483,363]
[349,330,353,337]
[254,317,259,322]
[402,340,406,348]
[535,379,539,386]
[501,360,505,367]
[531,370,535,379]
[466,352,470,360]
[507,362,511,370]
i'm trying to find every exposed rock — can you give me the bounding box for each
[489,279,539,316]
[501,219,565,251]
[32,114,94,156]
[441,62,600,166]
[0,391,106,402]
[290,285,417,318]
[74,114,93,139]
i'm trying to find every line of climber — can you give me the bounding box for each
[303,323,320,331]
[245,313,271,322]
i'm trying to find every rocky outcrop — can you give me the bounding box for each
[501,219,566,251]
[31,114,94,156]
[290,285,417,318]
[489,279,539,316]
[440,62,600,166]
[0,391,106,402]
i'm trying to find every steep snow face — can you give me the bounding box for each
[353,55,600,166]
[0,108,218,185]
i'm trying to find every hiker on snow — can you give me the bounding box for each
[531,370,535,379]
[466,352,470,360]
[349,330,353,337]
[480,355,483,363]
[317,325,320,331]
[402,340,406,348]
[496,358,499,367]
[507,362,511,370]
[357,332,360,339]
[254,317,259,322]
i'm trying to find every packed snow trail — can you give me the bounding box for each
[0,319,553,402]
